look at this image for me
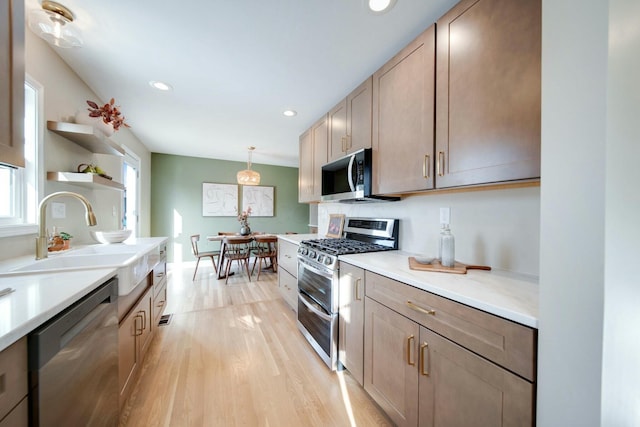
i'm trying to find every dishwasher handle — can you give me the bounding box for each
[28,276,118,371]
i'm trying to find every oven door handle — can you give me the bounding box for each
[298,292,332,322]
[298,258,332,279]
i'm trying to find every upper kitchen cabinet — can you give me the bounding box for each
[435,0,541,188]
[328,77,372,162]
[0,0,25,168]
[298,115,327,203]
[372,26,435,195]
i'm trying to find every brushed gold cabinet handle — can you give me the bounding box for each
[420,342,430,376]
[134,314,143,336]
[423,154,430,179]
[437,151,445,176]
[407,335,415,366]
[406,300,436,316]
[341,136,347,152]
[140,310,147,330]
[354,278,362,301]
[346,135,352,150]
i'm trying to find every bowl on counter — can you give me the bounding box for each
[90,229,132,244]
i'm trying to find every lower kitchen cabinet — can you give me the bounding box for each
[119,285,154,410]
[338,262,365,385]
[277,238,299,311]
[418,326,533,427]
[364,272,536,427]
[364,298,420,426]
[0,337,27,427]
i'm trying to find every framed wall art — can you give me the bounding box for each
[242,185,274,217]
[326,214,345,238]
[202,182,238,216]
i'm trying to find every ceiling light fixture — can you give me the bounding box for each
[367,0,397,14]
[283,109,297,117]
[28,1,83,48]
[149,81,173,91]
[237,146,261,186]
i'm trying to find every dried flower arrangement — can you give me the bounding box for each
[236,207,252,226]
[86,98,130,131]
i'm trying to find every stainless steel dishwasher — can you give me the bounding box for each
[28,277,119,427]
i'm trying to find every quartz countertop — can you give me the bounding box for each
[0,237,168,352]
[339,250,539,329]
[0,268,117,351]
[277,233,319,245]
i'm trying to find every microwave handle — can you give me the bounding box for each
[347,154,356,192]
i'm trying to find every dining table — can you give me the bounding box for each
[206,233,278,280]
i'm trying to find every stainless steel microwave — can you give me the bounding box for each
[321,148,399,202]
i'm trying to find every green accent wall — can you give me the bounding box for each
[151,153,309,263]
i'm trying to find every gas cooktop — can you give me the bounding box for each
[301,238,395,256]
[298,218,399,270]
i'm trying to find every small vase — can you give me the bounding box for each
[75,111,115,137]
[240,225,251,236]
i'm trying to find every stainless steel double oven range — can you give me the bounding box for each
[296,217,399,370]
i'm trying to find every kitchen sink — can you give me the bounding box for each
[8,253,137,273]
[0,245,155,296]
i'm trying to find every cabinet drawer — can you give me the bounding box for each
[365,272,536,381]
[152,261,166,297]
[0,396,27,427]
[278,268,298,311]
[0,338,27,421]
[278,239,298,277]
[153,280,167,326]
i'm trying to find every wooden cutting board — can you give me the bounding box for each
[408,257,491,274]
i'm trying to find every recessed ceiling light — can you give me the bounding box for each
[149,80,173,91]
[283,109,297,117]
[367,0,397,14]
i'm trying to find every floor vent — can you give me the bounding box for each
[158,314,172,326]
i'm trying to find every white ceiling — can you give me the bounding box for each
[26,0,458,167]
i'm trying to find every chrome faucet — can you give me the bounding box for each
[36,191,98,259]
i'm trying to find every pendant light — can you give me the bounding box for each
[237,146,260,186]
[28,1,83,48]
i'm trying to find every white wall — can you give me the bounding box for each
[319,186,540,277]
[0,31,152,261]
[601,0,640,425]
[538,0,608,425]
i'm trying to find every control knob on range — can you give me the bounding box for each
[324,256,333,266]
[308,250,316,259]
[298,247,308,256]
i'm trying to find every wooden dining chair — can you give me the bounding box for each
[222,236,253,284]
[190,234,220,281]
[251,235,278,280]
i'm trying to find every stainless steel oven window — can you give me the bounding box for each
[297,259,335,312]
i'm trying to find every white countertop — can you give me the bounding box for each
[0,237,168,352]
[340,251,539,329]
[277,235,538,328]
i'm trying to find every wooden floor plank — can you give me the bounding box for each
[119,263,391,426]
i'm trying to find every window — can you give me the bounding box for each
[0,77,41,237]
[122,150,140,238]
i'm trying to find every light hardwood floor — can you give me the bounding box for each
[119,261,391,427]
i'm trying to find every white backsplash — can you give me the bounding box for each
[317,186,540,277]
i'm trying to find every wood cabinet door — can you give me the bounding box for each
[418,326,533,427]
[118,304,142,409]
[372,25,435,194]
[0,0,25,167]
[139,290,154,357]
[328,98,347,162]
[364,297,419,427]
[338,262,365,385]
[298,129,312,202]
[311,115,328,201]
[346,77,372,156]
[435,0,541,188]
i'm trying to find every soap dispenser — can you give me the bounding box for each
[439,208,455,267]
[439,224,455,267]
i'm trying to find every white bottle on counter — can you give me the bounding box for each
[439,224,455,267]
